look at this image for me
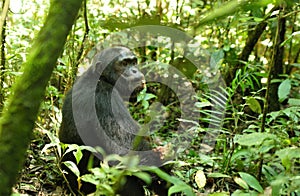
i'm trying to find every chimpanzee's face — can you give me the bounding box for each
[95,47,145,96]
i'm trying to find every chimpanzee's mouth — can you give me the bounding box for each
[131,79,146,94]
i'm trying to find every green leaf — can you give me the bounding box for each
[144,93,157,101]
[208,173,231,178]
[245,97,262,113]
[276,147,300,159]
[81,174,99,185]
[288,98,300,106]
[239,172,263,193]
[168,184,194,196]
[73,149,83,164]
[89,168,106,179]
[210,49,224,69]
[144,167,194,195]
[270,176,289,196]
[234,177,249,190]
[132,172,152,184]
[79,145,98,153]
[63,161,80,177]
[236,133,275,146]
[275,147,300,170]
[232,190,259,196]
[278,79,291,103]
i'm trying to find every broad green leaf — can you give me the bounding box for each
[144,93,157,101]
[81,174,99,185]
[236,133,275,146]
[232,190,259,196]
[239,172,263,193]
[210,49,224,69]
[278,79,291,103]
[141,100,149,109]
[208,173,231,178]
[246,97,262,113]
[79,145,98,153]
[271,176,289,196]
[64,144,79,154]
[282,107,299,122]
[258,140,275,153]
[268,111,281,121]
[63,161,80,177]
[73,149,83,164]
[132,172,152,184]
[168,184,194,196]
[198,153,215,166]
[234,177,249,190]
[96,183,115,194]
[275,147,300,170]
[288,98,300,106]
[145,167,194,195]
[89,168,105,179]
[145,167,181,184]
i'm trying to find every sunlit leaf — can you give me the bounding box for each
[63,161,80,177]
[278,79,291,103]
[96,183,115,195]
[239,172,263,193]
[89,168,105,179]
[245,97,262,113]
[132,172,152,184]
[275,147,300,170]
[81,174,99,185]
[195,170,206,188]
[73,149,83,164]
[168,184,194,196]
[288,98,300,106]
[234,177,249,190]
[236,133,275,146]
[208,173,231,178]
[144,167,194,195]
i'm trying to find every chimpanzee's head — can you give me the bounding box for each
[92,46,145,96]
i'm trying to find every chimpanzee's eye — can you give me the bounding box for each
[118,57,137,67]
[121,60,128,66]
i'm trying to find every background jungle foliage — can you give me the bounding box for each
[0,0,299,195]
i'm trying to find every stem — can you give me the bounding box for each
[258,6,284,181]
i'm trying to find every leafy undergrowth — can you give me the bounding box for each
[13,70,300,196]
[13,127,67,196]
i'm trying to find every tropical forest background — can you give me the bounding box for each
[0,0,300,195]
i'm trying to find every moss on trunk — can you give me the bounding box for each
[0,0,83,195]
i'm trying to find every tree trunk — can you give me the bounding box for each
[224,20,267,85]
[268,11,286,112]
[0,0,9,110]
[0,0,83,195]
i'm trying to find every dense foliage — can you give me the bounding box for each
[0,0,299,195]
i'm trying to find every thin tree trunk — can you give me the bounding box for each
[0,0,83,195]
[225,20,267,84]
[268,10,286,112]
[0,0,9,110]
[224,7,278,84]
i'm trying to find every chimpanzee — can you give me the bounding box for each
[58,46,167,195]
